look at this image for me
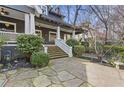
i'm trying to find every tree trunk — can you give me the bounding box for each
[25,53,32,62]
[105,24,108,44]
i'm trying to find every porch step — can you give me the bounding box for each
[47,46,68,59]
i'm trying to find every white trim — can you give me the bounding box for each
[57,26,60,39]
[0,20,16,33]
[30,13,35,34]
[25,14,30,34]
[36,22,72,33]
[49,31,57,42]
[55,39,72,57]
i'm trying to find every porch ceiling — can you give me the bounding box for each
[0,6,25,21]
[35,21,73,33]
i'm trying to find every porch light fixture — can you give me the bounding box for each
[0,8,9,16]
[5,23,10,27]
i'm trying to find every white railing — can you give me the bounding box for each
[0,31,20,41]
[42,45,48,53]
[55,39,73,57]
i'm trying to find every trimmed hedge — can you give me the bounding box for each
[104,45,124,53]
[103,45,124,59]
[31,51,50,67]
[73,45,85,57]
[17,34,44,54]
[66,39,79,47]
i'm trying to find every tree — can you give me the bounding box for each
[89,5,111,43]
[110,6,124,41]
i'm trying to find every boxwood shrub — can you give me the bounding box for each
[66,39,79,47]
[73,45,85,57]
[31,51,50,67]
[103,45,124,58]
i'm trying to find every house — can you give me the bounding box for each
[0,5,84,60]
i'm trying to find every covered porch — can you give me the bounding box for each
[0,5,35,41]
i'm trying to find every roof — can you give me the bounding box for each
[48,6,65,18]
[40,14,72,27]
[2,5,35,14]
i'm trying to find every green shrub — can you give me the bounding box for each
[17,34,44,54]
[104,45,124,54]
[103,45,124,59]
[17,34,44,61]
[31,51,50,67]
[88,47,95,53]
[0,36,5,47]
[73,45,85,57]
[119,52,124,63]
[66,39,79,47]
[96,42,104,54]
[81,41,89,47]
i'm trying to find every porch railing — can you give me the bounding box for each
[55,39,73,57]
[0,31,21,41]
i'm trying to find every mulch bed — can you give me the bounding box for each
[0,58,33,72]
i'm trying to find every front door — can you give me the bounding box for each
[49,31,56,43]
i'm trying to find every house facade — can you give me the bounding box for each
[0,5,84,60]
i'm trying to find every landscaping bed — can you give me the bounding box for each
[81,53,116,68]
[0,58,33,72]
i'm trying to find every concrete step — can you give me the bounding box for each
[50,55,68,59]
[47,45,68,59]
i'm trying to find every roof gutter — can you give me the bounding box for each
[1,5,35,14]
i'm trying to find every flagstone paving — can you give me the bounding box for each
[1,57,124,87]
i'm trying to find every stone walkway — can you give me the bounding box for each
[0,57,124,87]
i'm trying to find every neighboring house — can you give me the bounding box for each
[0,5,84,60]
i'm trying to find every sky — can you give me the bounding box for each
[58,5,98,27]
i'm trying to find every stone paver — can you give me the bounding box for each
[5,79,33,87]
[33,75,51,87]
[50,84,63,87]
[40,68,57,76]
[58,71,75,82]
[0,80,6,87]
[62,78,84,87]
[1,57,124,87]
[9,70,38,81]
[0,74,6,80]
[48,76,61,84]
[7,70,17,75]
[80,82,93,87]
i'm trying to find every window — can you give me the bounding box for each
[35,30,42,37]
[49,31,56,42]
[0,21,16,32]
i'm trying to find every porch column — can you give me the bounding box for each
[30,13,35,35]
[72,30,75,39]
[25,14,30,34]
[82,33,85,41]
[57,26,60,39]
